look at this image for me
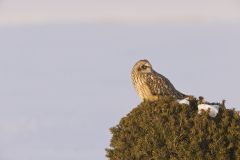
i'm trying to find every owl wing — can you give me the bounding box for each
[146,71,180,97]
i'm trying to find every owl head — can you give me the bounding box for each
[133,59,153,73]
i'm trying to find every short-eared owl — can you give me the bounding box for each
[131,59,187,101]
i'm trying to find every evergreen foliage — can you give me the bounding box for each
[106,97,240,160]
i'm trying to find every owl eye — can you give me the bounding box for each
[141,65,147,70]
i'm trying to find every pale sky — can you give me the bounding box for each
[1,0,240,26]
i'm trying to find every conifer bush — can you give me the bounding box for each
[106,97,240,159]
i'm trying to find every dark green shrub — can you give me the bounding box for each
[106,97,240,160]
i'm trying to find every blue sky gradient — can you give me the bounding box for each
[1,0,240,26]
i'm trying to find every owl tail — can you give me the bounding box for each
[176,90,191,99]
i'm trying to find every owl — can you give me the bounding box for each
[131,59,187,101]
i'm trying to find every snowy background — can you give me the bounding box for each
[0,0,240,160]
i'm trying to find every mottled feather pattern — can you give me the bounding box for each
[146,71,182,98]
[147,72,185,99]
[131,59,186,101]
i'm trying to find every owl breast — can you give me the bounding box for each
[132,72,158,101]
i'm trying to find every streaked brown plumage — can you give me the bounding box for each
[131,59,187,101]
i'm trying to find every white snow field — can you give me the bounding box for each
[0,24,240,160]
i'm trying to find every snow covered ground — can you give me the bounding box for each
[0,24,240,160]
